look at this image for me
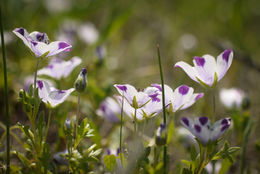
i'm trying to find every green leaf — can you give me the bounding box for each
[190,146,197,161]
[167,120,175,145]
[103,154,117,172]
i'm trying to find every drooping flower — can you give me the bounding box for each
[181,116,231,145]
[36,80,74,107]
[219,88,247,109]
[74,68,87,93]
[38,57,82,80]
[114,84,151,109]
[96,97,120,122]
[174,50,233,88]
[13,27,72,57]
[151,84,204,112]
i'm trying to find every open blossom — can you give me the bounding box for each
[96,97,120,122]
[181,116,231,145]
[13,27,72,57]
[114,84,151,109]
[36,80,74,107]
[151,84,204,112]
[174,50,233,87]
[219,88,246,109]
[38,57,82,80]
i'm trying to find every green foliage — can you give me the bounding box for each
[104,154,117,172]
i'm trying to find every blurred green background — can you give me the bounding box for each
[1,0,260,172]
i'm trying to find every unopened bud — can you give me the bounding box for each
[65,119,71,129]
[155,123,167,146]
[74,68,87,93]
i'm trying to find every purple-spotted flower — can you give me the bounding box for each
[174,50,233,87]
[13,27,72,57]
[38,57,82,80]
[114,84,151,109]
[151,84,204,112]
[219,88,247,109]
[96,97,120,122]
[36,80,74,107]
[181,116,231,145]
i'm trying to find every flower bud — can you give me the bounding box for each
[74,68,87,93]
[65,119,71,129]
[155,123,167,146]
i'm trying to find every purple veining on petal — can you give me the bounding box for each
[37,81,43,90]
[116,85,127,92]
[222,49,232,62]
[221,124,230,132]
[195,93,204,100]
[194,124,201,133]
[106,149,111,155]
[16,28,25,36]
[151,84,162,92]
[221,118,228,125]
[182,117,189,126]
[149,93,160,102]
[199,117,208,126]
[194,56,205,67]
[178,85,189,95]
[58,42,70,50]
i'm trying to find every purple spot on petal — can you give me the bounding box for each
[106,149,111,155]
[37,81,43,90]
[199,117,208,126]
[47,65,54,69]
[194,56,205,67]
[149,93,160,102]
[36,33,45,42]
[160,123,166,129]
[222,49,232,62]
[181,117,189,126]
[31,40,38,46]
[100,103,106,112]
[58,42,70,50]
[195,93,204,100]
[117,85,127,92]
[194,124,201,133]
[116,148,120,156]
[178,85,189,95]
[58,90,65,94]
[81,68,87,75]
[151,84,162,92]
[221,124,230,132]
[16,28,25,35]
[221,118,228,125]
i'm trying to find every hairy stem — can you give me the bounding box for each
[119,93,125,162]
[0,5,10,174]
[75,93,81,139]
[44,109,52,142]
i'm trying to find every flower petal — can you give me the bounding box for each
[36,80,51,104]
[216,49,233,81]
[48,88,75,107]
[172,85,194,112]
[193,55,217,86]
[210,117,231,141]
[174,61,198,82]
[114,84,138,106]
[181,93,204,110]
[96,97,120,122]
[13,28,30,48]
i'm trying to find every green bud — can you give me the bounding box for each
[74,68,87,93]
[155,123,167,146]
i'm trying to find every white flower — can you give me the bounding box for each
[219,88,246,109]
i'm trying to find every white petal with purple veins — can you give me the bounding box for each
[96,97,120,122]
[174,61,198,82]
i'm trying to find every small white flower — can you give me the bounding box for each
[219,88,246,109]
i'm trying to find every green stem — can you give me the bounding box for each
[119,93,125,162]
[0,6,10,174]
[33,58,39,97]
[134,108,137,133]
[157,45,167,174]
[44,109,52,142]
[212,88,216,121]
[75,93,81,139]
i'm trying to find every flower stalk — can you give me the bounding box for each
[156,44,167,174]
[119,93,125,162]
[0,5,10,174]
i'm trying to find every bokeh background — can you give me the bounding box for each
[1,0,260,173]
